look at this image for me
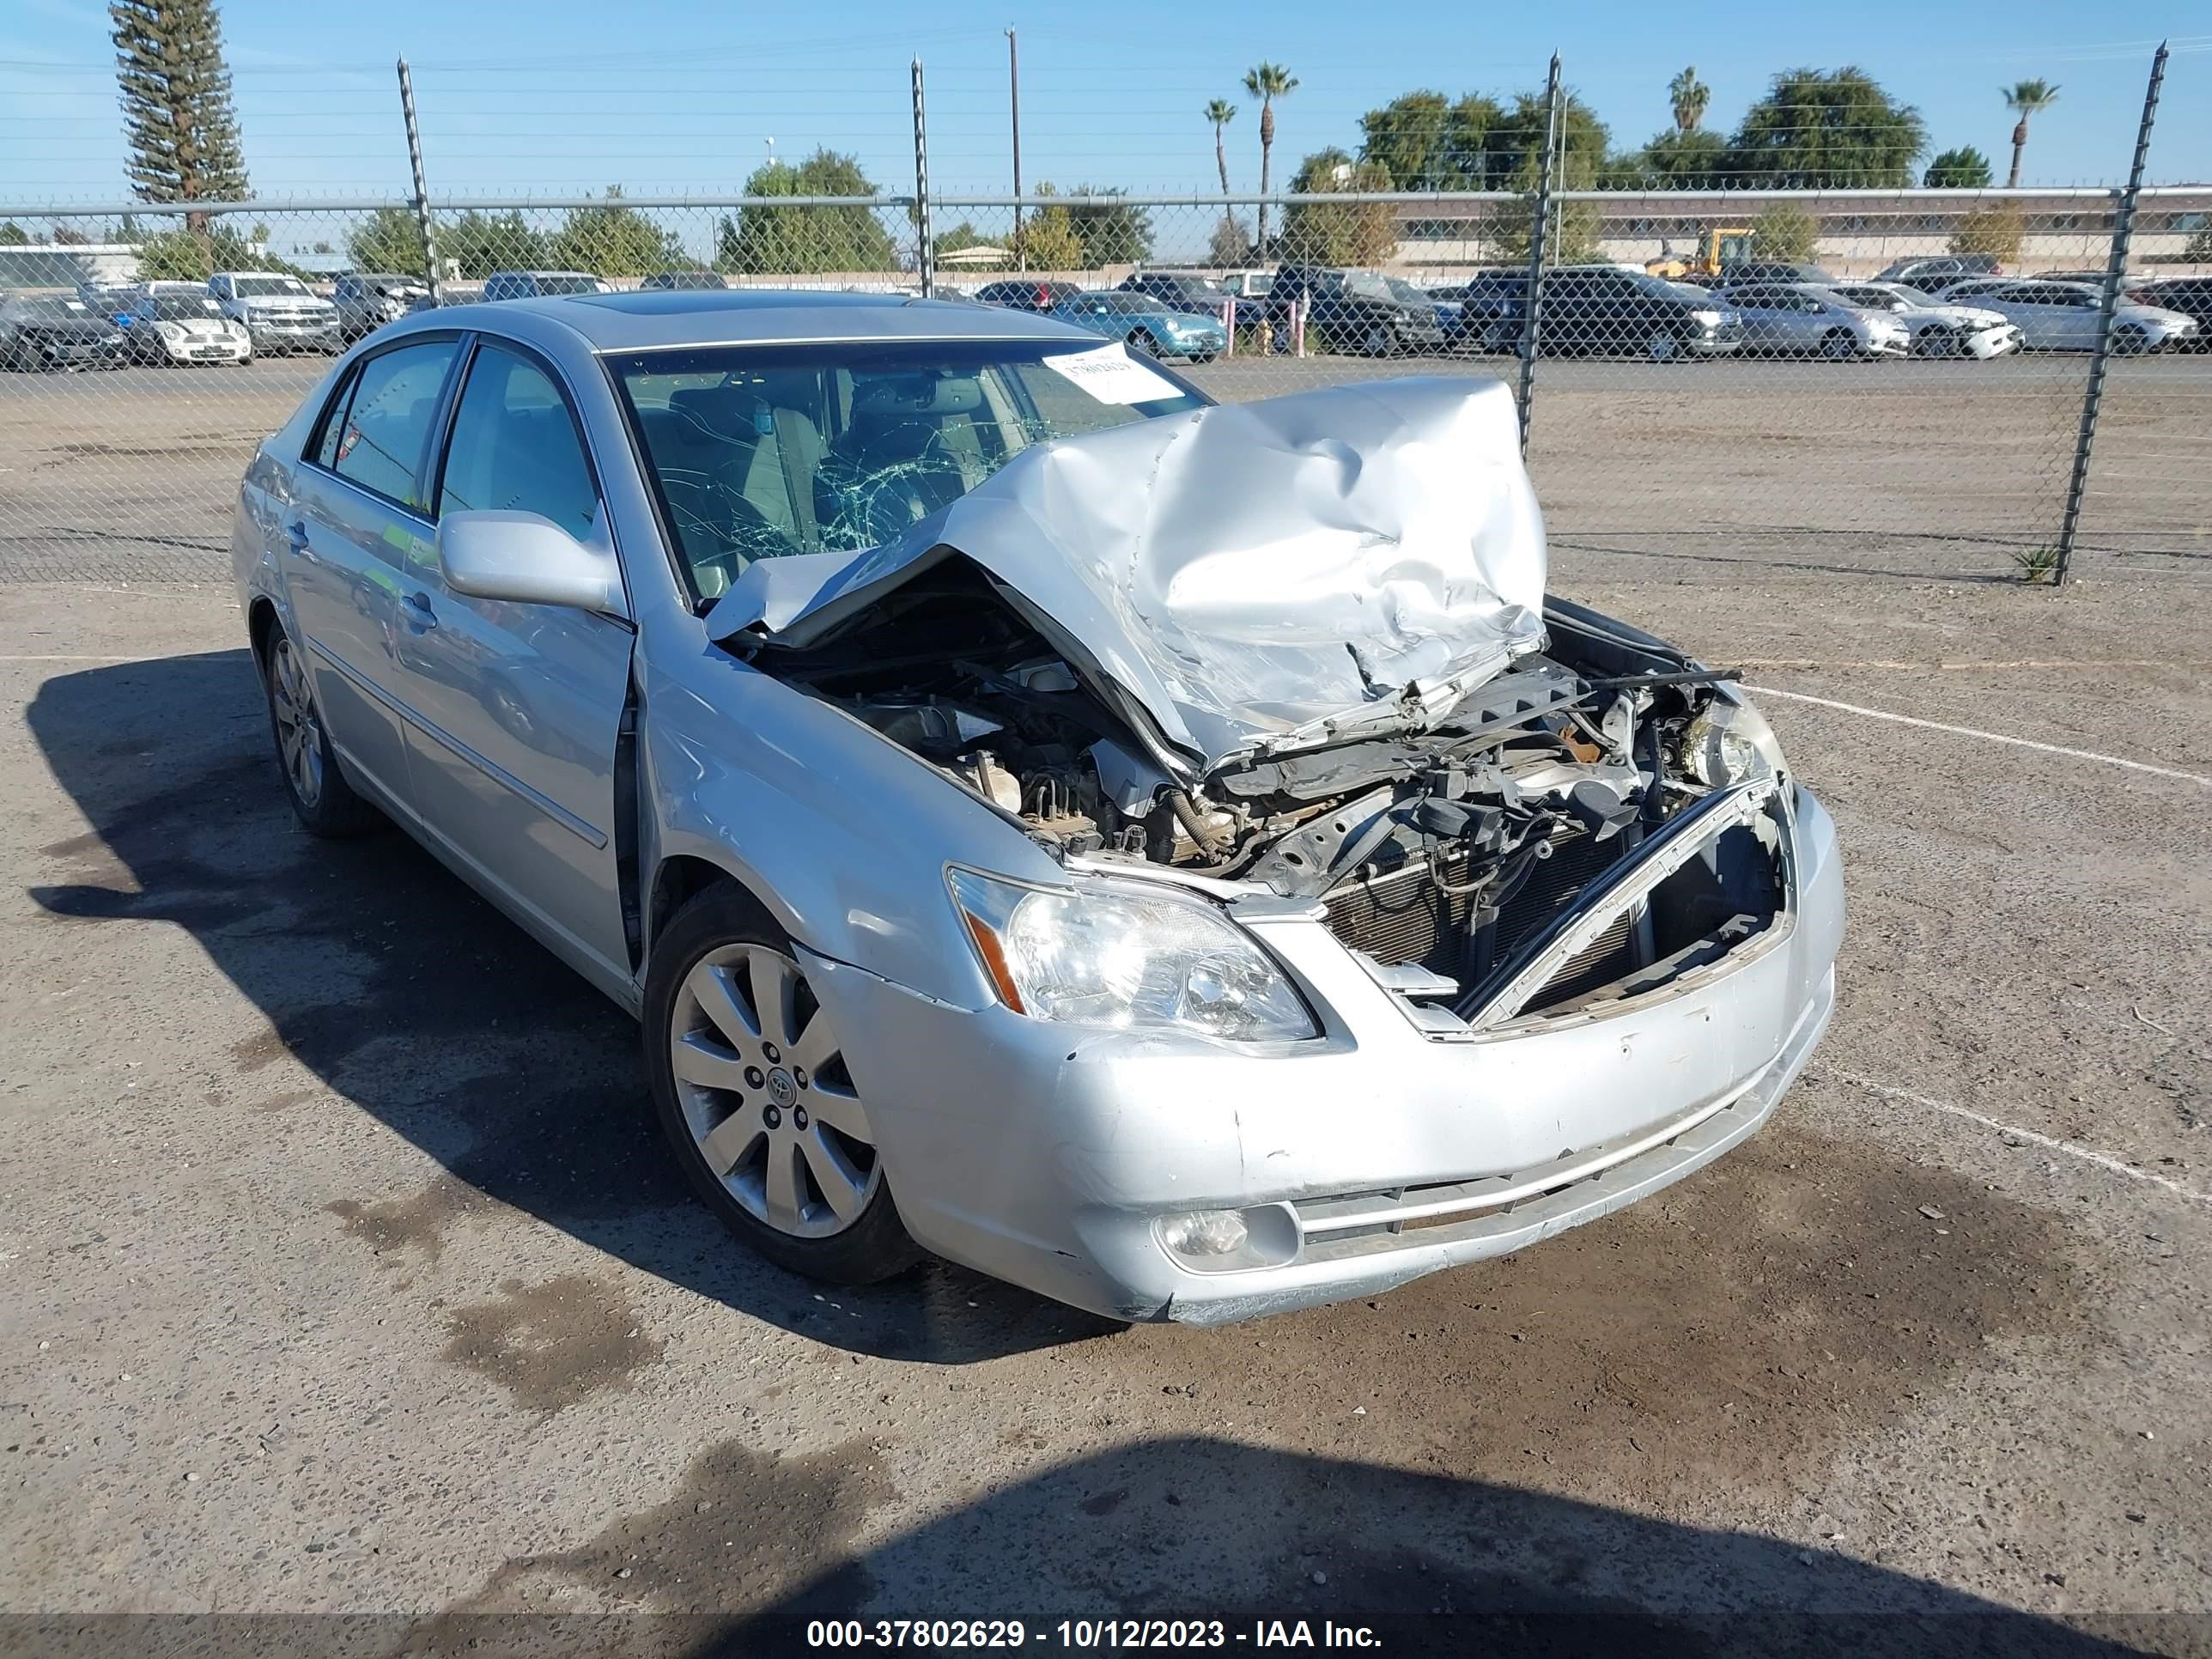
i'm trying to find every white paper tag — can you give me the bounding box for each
[1040,342,1182,405]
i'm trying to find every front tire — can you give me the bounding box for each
[1820,329,1856,361]
[644,888,922,1286]
[260,620,383,837]
[2112,324,2151,356]
[1363,324,1392,357]
[1645,328,1683,363]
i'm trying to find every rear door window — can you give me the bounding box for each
[325,339,461,512]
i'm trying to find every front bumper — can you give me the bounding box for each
[807,783,1845,1323]
[244,317,339,348]
[161,335,252,362]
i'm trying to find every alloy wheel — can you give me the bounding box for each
[1647,329,1681,362]
[1821,330,1854,360]
[669,942,880,1240]
[268,635,324,806]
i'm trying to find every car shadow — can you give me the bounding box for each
[24,648,1120,1364]
[387,1438,2164,1657]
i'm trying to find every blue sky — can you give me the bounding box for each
[3,0,2208,206]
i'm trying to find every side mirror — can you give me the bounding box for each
[437,510,627,616]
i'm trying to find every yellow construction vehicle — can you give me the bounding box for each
[1646,226,1757,280]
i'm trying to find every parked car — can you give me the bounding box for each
[972,279,1085,313]
[1871,254,2002,290]
[1430,270,1528,354]
[1117,270,1250,325]
[1266,265,1447,356]
[1048,290,1227,361]
[1940,278,2199,353]
[0,294,129,370]
[333,272,434,343]
[1531,266,1744,361]
[1824,282,2022,359]
[75,280,140,319]
[209,271,342,354]
[2131,276,2211,349]
[1218,270,1272,302]
[232,289,1841,1322]
[1715,283,1909,359]
[481,270,608,301]
[640,270,729,291]
[119,290,253,365]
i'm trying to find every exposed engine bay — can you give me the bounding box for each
[736,559,1788,1019]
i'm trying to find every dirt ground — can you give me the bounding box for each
[1,542,2208,1653]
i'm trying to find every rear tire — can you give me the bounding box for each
[259,619,383,838]
[644,884,924,1286]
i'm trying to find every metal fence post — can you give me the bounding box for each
[2053,40,2167,586]
[1515,53,1562,460]
[395,59,445,306]
[1006,28,1024,272]
[911,59,934,297]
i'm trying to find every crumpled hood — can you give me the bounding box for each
[710,375,1547,769]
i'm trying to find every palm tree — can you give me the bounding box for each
[1668,65,1710,134]
[1206,99,1237,194]
[2001,80,2059,188]
[1243,62,1297,256]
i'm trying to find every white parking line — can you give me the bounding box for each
[1826,1068,2212,1209]
[1747,684,2212,790]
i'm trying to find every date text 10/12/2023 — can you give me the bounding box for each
[805,1619,1386,1649]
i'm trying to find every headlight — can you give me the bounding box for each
[1692,308,1722,327]
[948,868,1318,1042]
[1681,691,1787,789]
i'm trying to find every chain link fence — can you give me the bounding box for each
[3,153,2205,587]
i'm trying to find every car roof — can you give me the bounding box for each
[440,288,1096,352]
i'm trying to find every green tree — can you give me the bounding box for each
[1950,205,2025,263]
[345,205,429,278]
[1634,129,1730,187]
[1668,65,1711,133]
[108,0,247,231]
[130,221,302,280]
[1751,201,1819,261]
[548,187,684,277]
[2185,223,2212,264]
[1243,62,1298,256]
[1281,149,1396,265]
[439,210,547,279]
[0,223,30,246]
[2000,80,2059,188]
[1357,91,1506,189]
[1923,145,1994,188]
[1486,88,1609,264]
[1061,185,1152,266]
[1010,184,1085,271]
[1726,68,1925,187]
[720,149,895,275]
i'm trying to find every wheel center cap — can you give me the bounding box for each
[766,1068,798,1109]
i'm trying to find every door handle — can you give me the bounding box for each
[402,591,438,630]
[284,520,310,550]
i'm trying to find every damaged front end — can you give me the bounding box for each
[713,377,1794,1030]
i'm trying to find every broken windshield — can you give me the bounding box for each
[610,338,1206,603]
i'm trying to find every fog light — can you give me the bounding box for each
[1159,1210,1249,1258]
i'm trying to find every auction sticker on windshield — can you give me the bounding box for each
[1041,342,1182,404]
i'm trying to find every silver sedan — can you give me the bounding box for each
[1717,283,1910,359]
[234,292,1843,1324]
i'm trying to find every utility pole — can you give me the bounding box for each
[912,59,934,297]
[1007,27,1024,270]
[395,58,445,306]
